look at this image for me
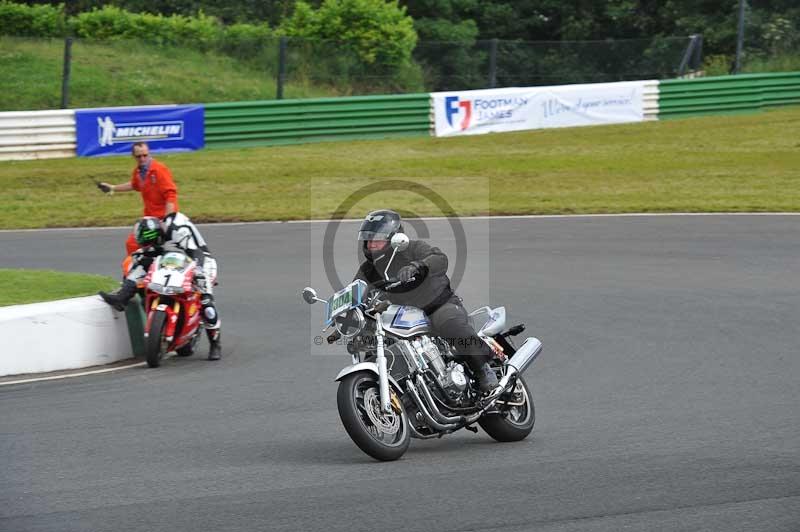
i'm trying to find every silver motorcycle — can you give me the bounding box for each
[301,234,543,461]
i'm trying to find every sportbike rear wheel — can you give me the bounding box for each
[176,332,199,357]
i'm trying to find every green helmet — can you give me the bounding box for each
[134,216,164,247]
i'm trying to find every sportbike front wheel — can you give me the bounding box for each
[337,372,410,461]
[144,311,168,368]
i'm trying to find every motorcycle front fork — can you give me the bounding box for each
[375,314,392,414]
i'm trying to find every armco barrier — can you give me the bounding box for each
[204,93,432,149]
[659,72,800,119]
[0,296,132,377]
[643,80,660,120]
[0,109,76,161]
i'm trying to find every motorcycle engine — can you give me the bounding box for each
[411,336,446,375]
[438,361,469,401]
[412,336,468,402]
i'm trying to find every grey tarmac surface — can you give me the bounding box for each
[1,215,798,532]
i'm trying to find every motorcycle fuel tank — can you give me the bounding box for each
[380,305,431,338]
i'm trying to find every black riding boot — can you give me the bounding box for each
[466,357,499,394]
[98,279,137,312]
[206,329,221,361]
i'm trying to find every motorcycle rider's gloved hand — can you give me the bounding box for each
[397,263,419,283]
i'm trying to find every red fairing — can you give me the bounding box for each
[143,254,203,357]
[143,261,157,286]
[164,306,179,338]
[182,263,196,293]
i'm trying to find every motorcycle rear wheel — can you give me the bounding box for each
[144,311,168,368]
[176,332,199,357]
[337,372,410,461]
[478,375,535,442]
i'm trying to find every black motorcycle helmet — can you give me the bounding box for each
[358,209,403,260]
[134,216,165,248]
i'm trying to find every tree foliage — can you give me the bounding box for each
[12,0,800,59]
[281,0,417,66]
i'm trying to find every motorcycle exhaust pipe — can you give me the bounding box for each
[415,375,465,425]
[405,380,459,432]
[497,337,543,390]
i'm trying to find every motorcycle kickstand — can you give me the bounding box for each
[464,424,479,434]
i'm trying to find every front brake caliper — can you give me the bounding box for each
[390,391,403,414]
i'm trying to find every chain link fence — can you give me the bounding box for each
[2,35,702,110]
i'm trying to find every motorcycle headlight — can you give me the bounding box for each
[147,283,184,295]
[334,308,365,338]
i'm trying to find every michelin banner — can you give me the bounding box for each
[75,105,204,157]
[433,81,648,137]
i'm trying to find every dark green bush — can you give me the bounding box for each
[216,22,275,61]
[281,0,417,67]
[69,6,222,50]
[0,1,64,37]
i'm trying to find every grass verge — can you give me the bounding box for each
[0,36,333,111]
[0,269,117,307]
[0,106,798,228]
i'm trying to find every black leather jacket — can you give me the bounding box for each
[354,240,454,314]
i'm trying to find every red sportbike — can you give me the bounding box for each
[141,249,204,367]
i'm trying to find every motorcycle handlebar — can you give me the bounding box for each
[372,277,415,290]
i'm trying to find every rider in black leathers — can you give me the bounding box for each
[353,209,499,393]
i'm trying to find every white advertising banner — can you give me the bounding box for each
[432,81,648,137]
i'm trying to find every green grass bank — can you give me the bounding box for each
[0,36,333,111]
[0,107,798,229]
[0,269,117,306]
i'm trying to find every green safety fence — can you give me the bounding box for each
[659,72,800,119]
[204,93,432,149]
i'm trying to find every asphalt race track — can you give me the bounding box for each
[1,215,798,532]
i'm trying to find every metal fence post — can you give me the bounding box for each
[488,38,498,88]
[277,36,287,100]
[60,36,72,109]
[678,34,700,77]
[694,34,704,71]
[734,0,746,73]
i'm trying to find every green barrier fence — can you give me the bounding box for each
[204,93,432,149]
[659,72,800,119]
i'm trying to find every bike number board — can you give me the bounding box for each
[325,280,367,326]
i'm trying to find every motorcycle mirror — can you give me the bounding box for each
[390,233,409,251]
[301,287,320,305]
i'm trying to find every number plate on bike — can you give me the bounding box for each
[325,280,367,326]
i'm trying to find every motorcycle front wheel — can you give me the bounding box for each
[337,372,410,461]
[144,310,168,368]
[478,375,535,442]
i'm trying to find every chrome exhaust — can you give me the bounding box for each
[405,380,459,432]
[415,375,465,425]
[497,337,543,390]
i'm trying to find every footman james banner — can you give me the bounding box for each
[75,105,204,157]
[433,81,648,137]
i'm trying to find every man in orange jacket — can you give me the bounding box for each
[98,142,179,255]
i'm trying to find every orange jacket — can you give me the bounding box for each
[130,159,179,218]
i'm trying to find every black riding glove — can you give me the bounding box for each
[97,182,112,193]
[397,263,420,283]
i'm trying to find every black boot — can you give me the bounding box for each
[99,280,137,312]
[207,329,221,361]
[475,362,499,394]
[465,356,499,395]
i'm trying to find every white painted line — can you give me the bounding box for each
[1,212,798,234]
[0,360,145,386]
